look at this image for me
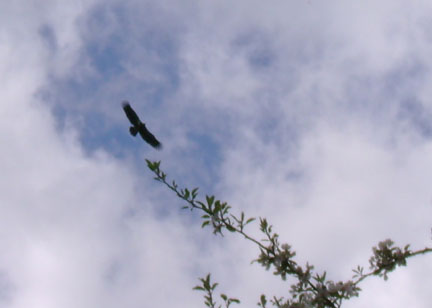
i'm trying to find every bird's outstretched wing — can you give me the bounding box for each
[122,101,141,127]
[139,123,162,149]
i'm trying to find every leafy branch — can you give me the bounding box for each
[193,274,240,308]
[146,160,432,308]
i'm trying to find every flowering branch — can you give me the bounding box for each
[146,160,431,308]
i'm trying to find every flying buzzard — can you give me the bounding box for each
[122,101,162,149]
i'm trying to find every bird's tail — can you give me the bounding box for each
[129,126,138,136]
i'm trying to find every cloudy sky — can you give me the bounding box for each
[1,1,432,307]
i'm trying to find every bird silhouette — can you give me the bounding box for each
[122,101,162,149]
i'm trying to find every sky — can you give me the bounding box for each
[1,1,432,307]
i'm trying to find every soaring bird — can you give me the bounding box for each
[122,101,162,149]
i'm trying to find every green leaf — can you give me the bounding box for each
[184,188,190,199]
[202,221,210,228]
[214,200,221,212]
[196,201,205,208]
[147,160,161,171]
[226,225,236,232]
[145,159,154,170]
[260,218,268,231]
[206,195,215,207]
[246,217,256,225]
[260,294,267,307]
[203,274,211,289]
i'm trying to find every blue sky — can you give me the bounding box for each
[1,1,432,307]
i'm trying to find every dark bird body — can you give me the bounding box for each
[122,101,162,149]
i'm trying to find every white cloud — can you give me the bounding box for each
[1,1,432,308]
[0,1,205,308]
